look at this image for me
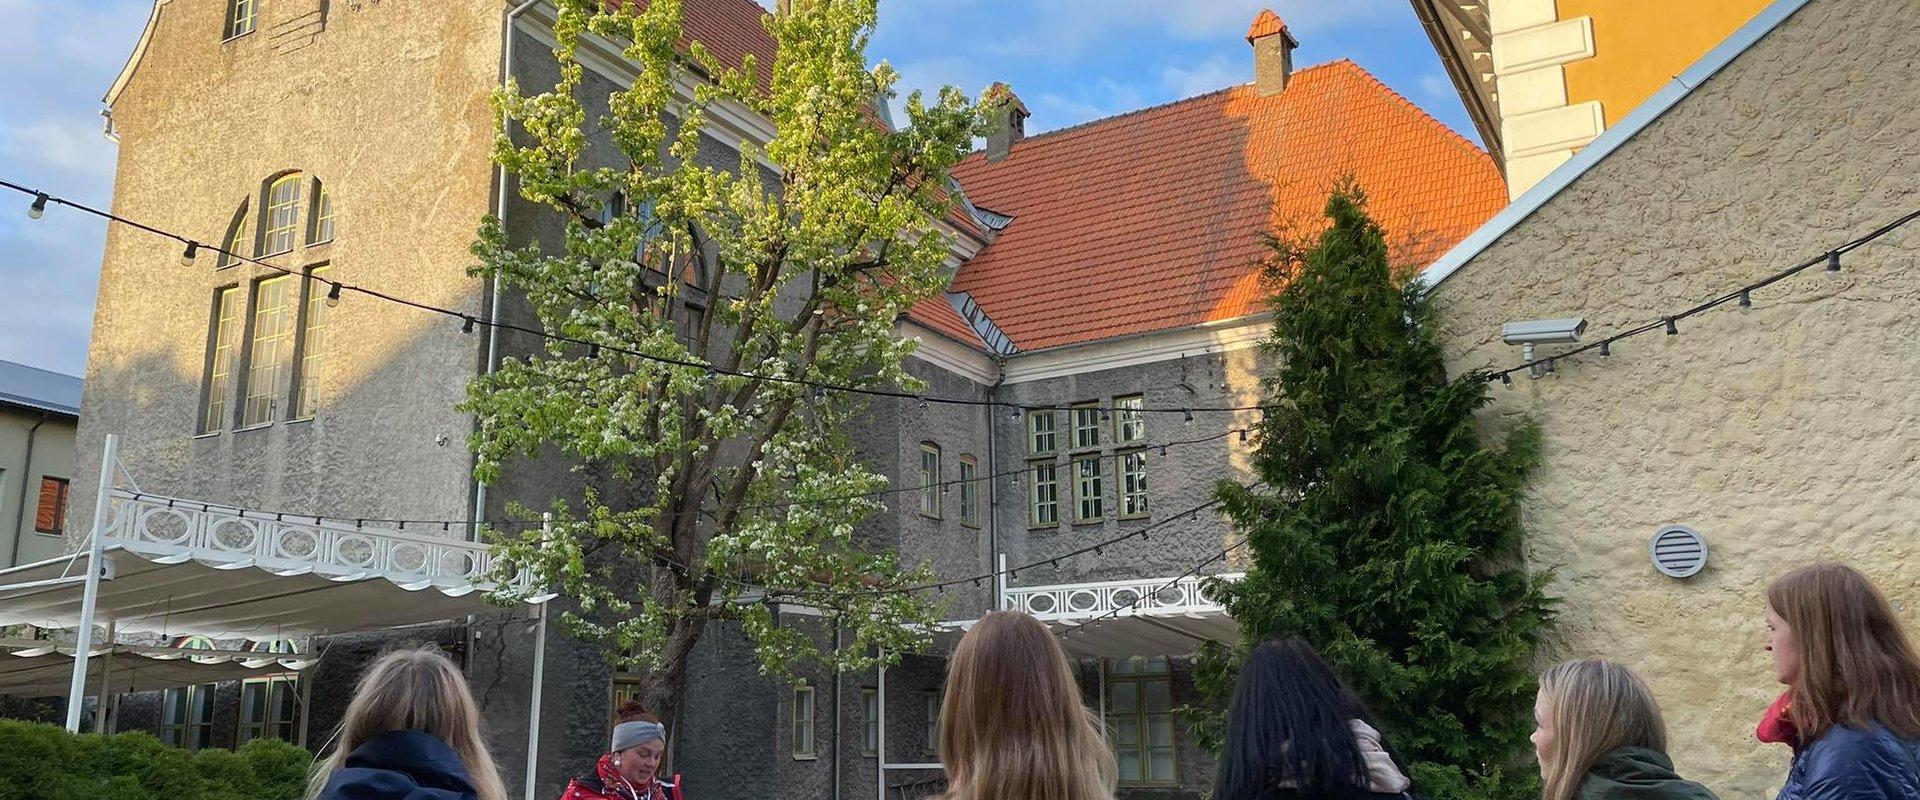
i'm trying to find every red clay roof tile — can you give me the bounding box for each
[948,60,1507,352]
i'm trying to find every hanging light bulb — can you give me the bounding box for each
[1738,289,1752,309]
[1500,372,1513,386]
[1599,341,1611,358]
[27,193,47,220]
[325,281,343,308]
[462,316,476,334]
[1544,358,1556,376]
[180,240,199,266]
[1826,250,1841,273]
[1238,429,1249,443]
[1007,408,1020,421]
[1183,410,1194,424]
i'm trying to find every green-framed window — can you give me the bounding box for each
[1107,657,1176,785]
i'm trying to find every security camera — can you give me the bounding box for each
[1500,318,1587,346]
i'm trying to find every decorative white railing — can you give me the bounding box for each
[1003,572,1242,621]
[103,489,531,591]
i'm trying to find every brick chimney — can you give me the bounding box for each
[983,82,1029,163]
[1246,9,1299,97]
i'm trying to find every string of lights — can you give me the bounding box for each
[114,427,1252,530]
[1481,208,1920,384]
[2,176,1274,417]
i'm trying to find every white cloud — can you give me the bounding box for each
[1418,72,1454,105]
[1159,56,1246,98]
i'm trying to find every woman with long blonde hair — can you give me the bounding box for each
[937,610,1115,800]
[309,645,508,800]
[1762,563,1920,800]
[1533,659,1716,800]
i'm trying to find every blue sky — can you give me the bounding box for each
[0,0,1473,377]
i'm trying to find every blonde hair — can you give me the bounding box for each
[937,611,1116,800]
[307,646,508,800]
[1536,659,1668,800]
[1767,562,1920,741]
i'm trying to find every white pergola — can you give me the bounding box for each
[873,565,1242,800]
[0,436,554,798]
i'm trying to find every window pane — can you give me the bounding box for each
[862,690,877,754]
[1112,715,1139,746]
[263,176,303,255]
[243,276,297,426]
[1027,411,1056,454]
[1118,751,1143,782]
[1144,679,1172,711]
[1122,451,1149,516]
[202,287,242,432]
[1110,681,1137,713]
[1072,404,1100,449]
[1075,457,1104,521]
[309,183,333,244]
[295,268,330,418]
[241,682,266,727]
[229,0,257,37]
[1149,748,1177,780]
[1030,463,1058,525]
[218,206,248,267]
[1115,395,1146,443]
[1148,715,1175,746]
[919,445,941,518]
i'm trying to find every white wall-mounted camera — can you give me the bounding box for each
[1501,317,1587,378]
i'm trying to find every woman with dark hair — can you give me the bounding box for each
[1215,638,1413,800]
[558,701,683,800]
[1762,563,1920,800]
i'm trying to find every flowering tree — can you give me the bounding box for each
[466,0,986,726]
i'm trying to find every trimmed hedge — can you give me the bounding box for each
[0,720,311,800]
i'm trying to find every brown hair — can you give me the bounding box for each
[1536,659,1669,800]
[306,646,507,800]
[937,611,1115,800]
[615,700,660,725]
[1767,563,1920,741]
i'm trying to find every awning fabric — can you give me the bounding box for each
[939,611,1241,659]
[0,642,310,697]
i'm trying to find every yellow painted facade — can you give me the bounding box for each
[1560,0,1772,127]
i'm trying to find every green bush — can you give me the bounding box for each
[0,719,312,800]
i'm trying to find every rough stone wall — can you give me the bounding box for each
[70,0,503,533]
[1428,0,1920,795]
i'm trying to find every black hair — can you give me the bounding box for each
[1213,638,1391,800]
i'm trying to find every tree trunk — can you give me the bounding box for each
[640,614,710,741]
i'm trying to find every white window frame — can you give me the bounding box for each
[1026,410,1057,455]
[262,174,304,256]
[792,684,817,759]
[1114,394,1146,444]
[1028,461,1059,527]
[225,0,257,40]
[919,443,942,520]
[1120,450,1149,519]
[241,275,298,428]
[200,286,243,434]
[1071,402,1101,450]
[1073,455,1105,523]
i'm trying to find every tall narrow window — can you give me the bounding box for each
[263,174,304,255]
[34,477,70,535]
[861,689,878,756]
[1026,410,1057,455]
[293,267,331,419]
[1073,456,1105,522]
[163,637,217,750]
[1072,402,1101,450]
[309,181,334,245]
[239,641,301,744]
[957,456,979,528]
[1107,657,1177,785]
[1029,462,1059,526]
[926,694,940,755]
[611,647,643,722]
[919,443,942,519]
[216,204,248,268]
[792,684,817,759]
[226,0,257,40]
[1114,395,1146,444]
[201,287,243,433]
[242,276,298,427]
[1121,451,1149,519]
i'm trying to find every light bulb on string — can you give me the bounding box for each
[462,316,476,334]
[1599,341,1611,359]
[27,193,47,219]
[1827,250,1842,273]
[1738,289,1752,310]
[325,282,343,308]
[1183,410,1194,424]
[1665,318,1678,336]
[180,241,199,266]
[1500,372,1513,387]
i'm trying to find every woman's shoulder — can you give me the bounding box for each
[1802,724,1920,771]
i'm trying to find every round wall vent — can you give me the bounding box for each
[1650,525,1708,578]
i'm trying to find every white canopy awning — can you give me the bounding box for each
[0,489,548,641]
[942,571,1243,658]
[0,639,311,697]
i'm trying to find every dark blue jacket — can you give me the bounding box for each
[1777,725,1920,800]
[318,730,481,800]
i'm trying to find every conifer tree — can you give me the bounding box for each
[1194,184,1553,800]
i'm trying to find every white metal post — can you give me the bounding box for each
[996,554,1008,611]
[92,619,116,732]
[65,433,117,733]
[297,636,315,749]
[875,654,886,800]
[523,514,552,800]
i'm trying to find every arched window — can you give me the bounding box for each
[262,173,304,256]
[216,202,248,269]
[240,640,302,744]
[162,636,217,750]
[308,179,333,245]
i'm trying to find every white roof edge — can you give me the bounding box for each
[104,1,169,108]
[1415,0,1816,293]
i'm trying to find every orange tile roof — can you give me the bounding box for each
[1244,9,1296,45]
[948,59,1507,352]
[906,294,984,346]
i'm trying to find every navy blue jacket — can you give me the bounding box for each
[1777,725,1920,800]
[317,730,481,800]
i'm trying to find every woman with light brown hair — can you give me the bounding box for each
[1762,563,1920,800]
[1532,659,1716,800]
[936,610,1116,800]
[309,646,508,800]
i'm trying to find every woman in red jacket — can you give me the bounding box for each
[559,702,683,800]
